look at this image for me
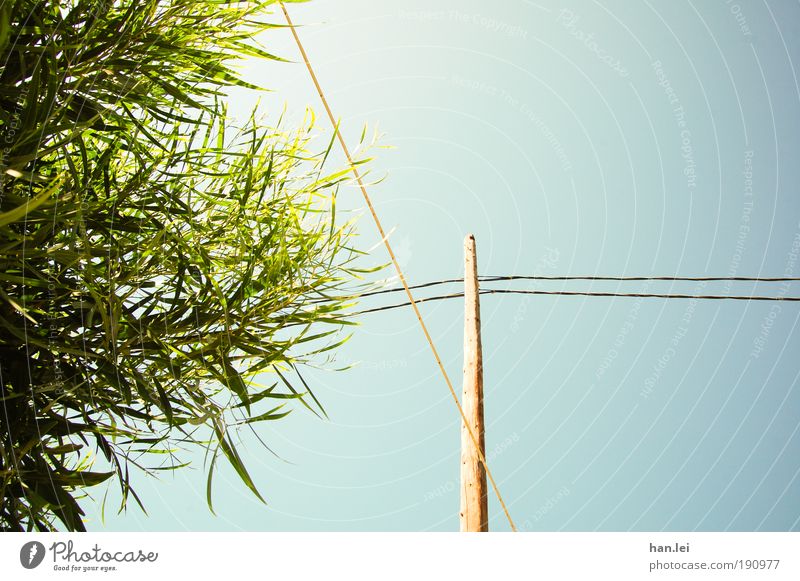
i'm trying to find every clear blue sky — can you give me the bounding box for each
[90,0,800,532]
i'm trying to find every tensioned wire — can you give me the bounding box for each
[329,275,800,303]
[279,3,518,531]
[348,276,800,314]
[353,288,800,316]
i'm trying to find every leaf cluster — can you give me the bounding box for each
[0,0,367,530]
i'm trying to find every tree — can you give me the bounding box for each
[0,0,366,531]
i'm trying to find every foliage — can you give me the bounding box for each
[0,0,366,530]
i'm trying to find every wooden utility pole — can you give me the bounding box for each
[460,234,488,532]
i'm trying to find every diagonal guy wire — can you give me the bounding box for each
[279,3,518,531]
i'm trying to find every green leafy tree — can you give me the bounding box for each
[0,0,366,530]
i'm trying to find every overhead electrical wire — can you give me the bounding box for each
[353,288,800,316]
[345,275,800,302]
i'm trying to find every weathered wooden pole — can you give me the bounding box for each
[460,234,489,532]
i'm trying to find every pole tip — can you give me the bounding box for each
[464,234,476,252]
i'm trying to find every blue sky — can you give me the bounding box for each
[89,0,800,532]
